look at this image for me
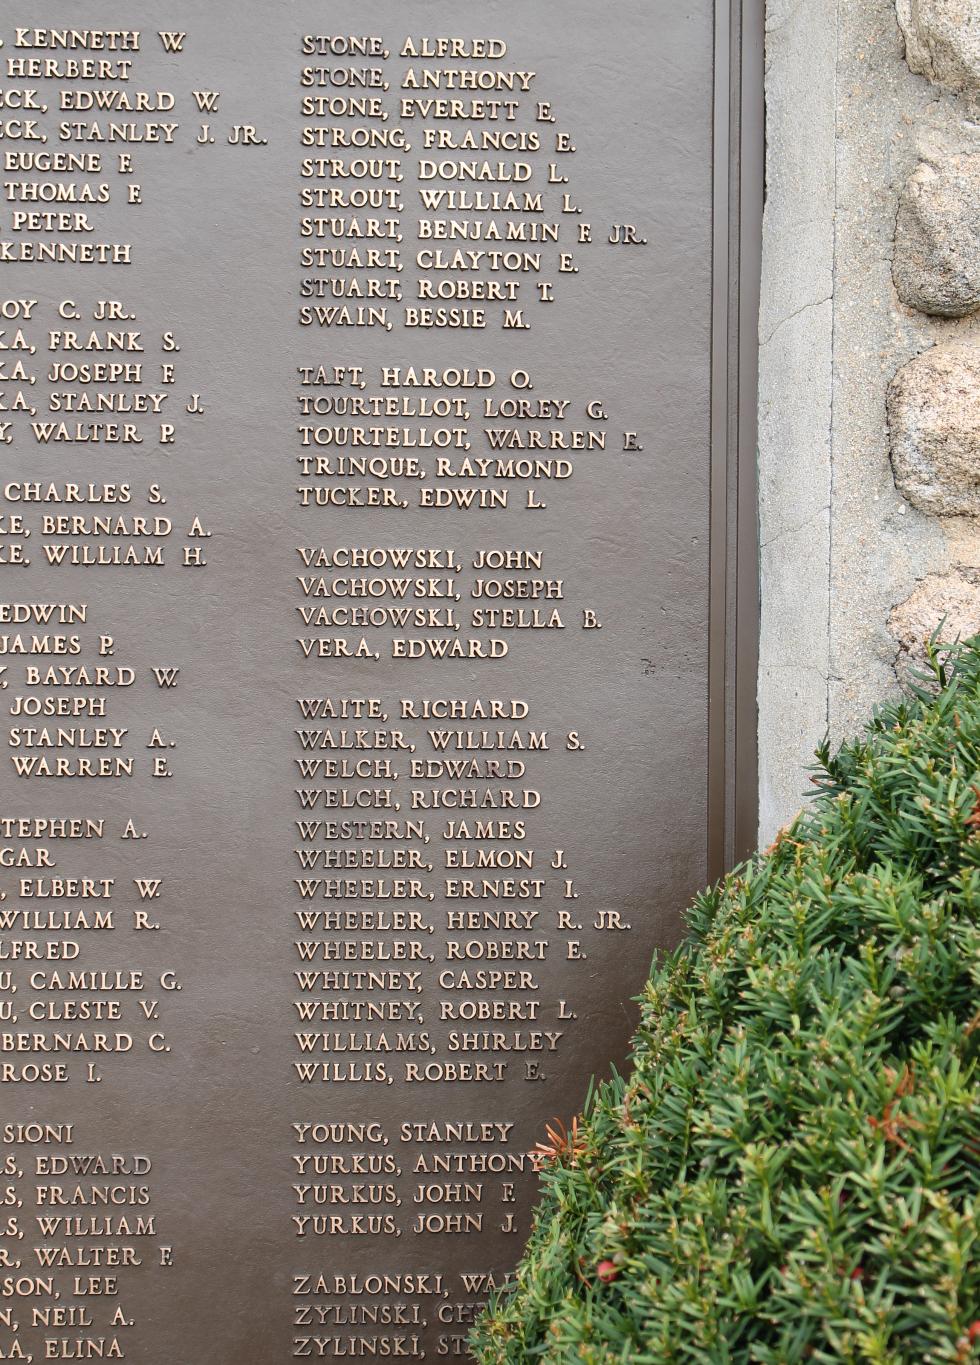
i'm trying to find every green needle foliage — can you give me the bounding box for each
[472,639,980,1364]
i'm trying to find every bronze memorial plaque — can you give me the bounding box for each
[0,2,758,1360]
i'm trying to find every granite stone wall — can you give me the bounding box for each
[758,0,980,839]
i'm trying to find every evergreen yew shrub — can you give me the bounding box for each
[472,642,980,1363]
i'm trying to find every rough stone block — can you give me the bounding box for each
[893,155,980,316]
[889,567,980,681]
[896,0,980,95]
[888,341,980,516]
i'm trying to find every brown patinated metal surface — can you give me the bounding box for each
[0,3,760,1359]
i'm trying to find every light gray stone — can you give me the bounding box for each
[888,341,980,515]
[889,567,980,682]
[896,0,980,95]
[760,0,964,846]
[756,0,836,842]
[893,155,980,316]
